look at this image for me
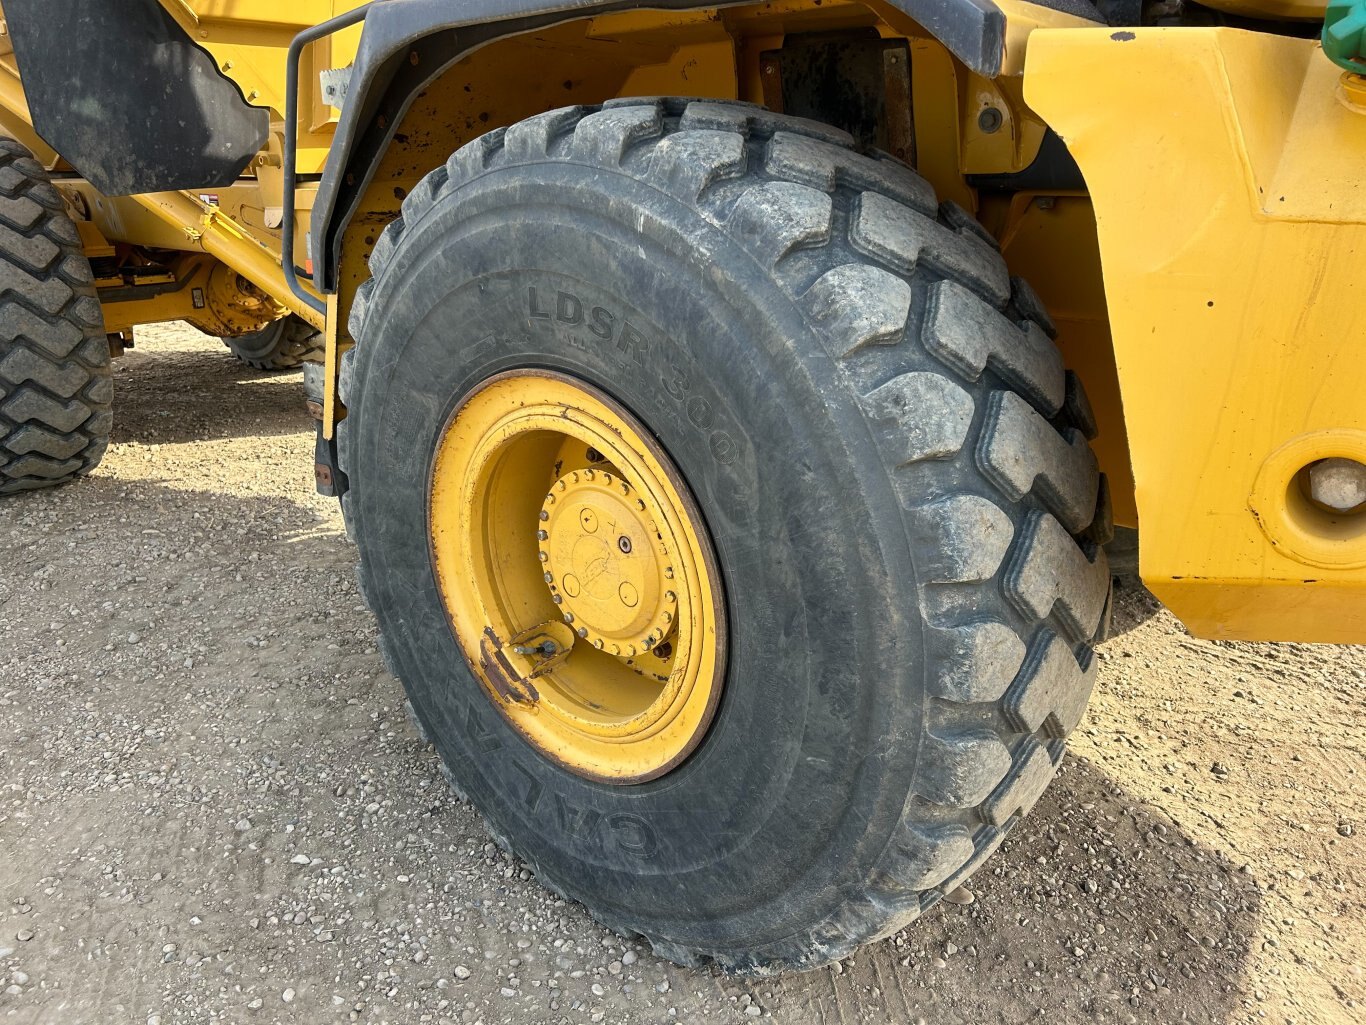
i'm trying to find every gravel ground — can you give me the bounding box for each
[0,323,1362,1025]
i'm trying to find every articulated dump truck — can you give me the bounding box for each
[0,0,1362,973]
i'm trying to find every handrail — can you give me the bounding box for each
[283,4,374,314]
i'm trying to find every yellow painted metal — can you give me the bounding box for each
[907,37,975,211]
[1250,432,1366,571]
[56,179,309,257]
[1028,28,1366,642]
[428,371,724,782]
[323,293,341,439]
[540,471,683,657]
[135,190,325,331]
[958,71,1045,176]
[993,0,1105,74]
[950,0,1097,182]
[96,252,283,337]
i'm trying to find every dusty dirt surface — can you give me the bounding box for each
[0,323,1362,1025]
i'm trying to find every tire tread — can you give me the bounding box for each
[0,138,110,495]
[222,315,324,371]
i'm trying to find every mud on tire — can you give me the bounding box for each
[337,99,1111,973]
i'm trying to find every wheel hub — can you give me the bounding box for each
[427,370,725,783]
[541,469,679,657]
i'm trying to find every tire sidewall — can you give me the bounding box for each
[225,319,287,362]
[347,161,929,950]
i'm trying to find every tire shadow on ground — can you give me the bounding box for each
[730,752,1261,1024]
[108,342,310,447]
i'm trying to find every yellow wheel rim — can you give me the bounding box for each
[428,370,725,782]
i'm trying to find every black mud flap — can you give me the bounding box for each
[5,0,268,196]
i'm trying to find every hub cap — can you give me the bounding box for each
[542,469,680,661]
[427,370,725,782]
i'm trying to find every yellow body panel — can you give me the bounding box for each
[1027,28,1366,642]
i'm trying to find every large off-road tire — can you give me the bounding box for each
[0,137,111,495]
[221,314,323,371]
[338,99,1111,973]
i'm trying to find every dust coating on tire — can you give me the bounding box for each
[222,314,324,371]
[0,136,111,495]
[336,98,1112,974]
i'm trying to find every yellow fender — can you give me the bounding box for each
[1027,28,1366,642]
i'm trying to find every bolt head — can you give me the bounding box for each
[1307,458,1366,513]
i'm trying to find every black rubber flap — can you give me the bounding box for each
[6,0,268,195]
